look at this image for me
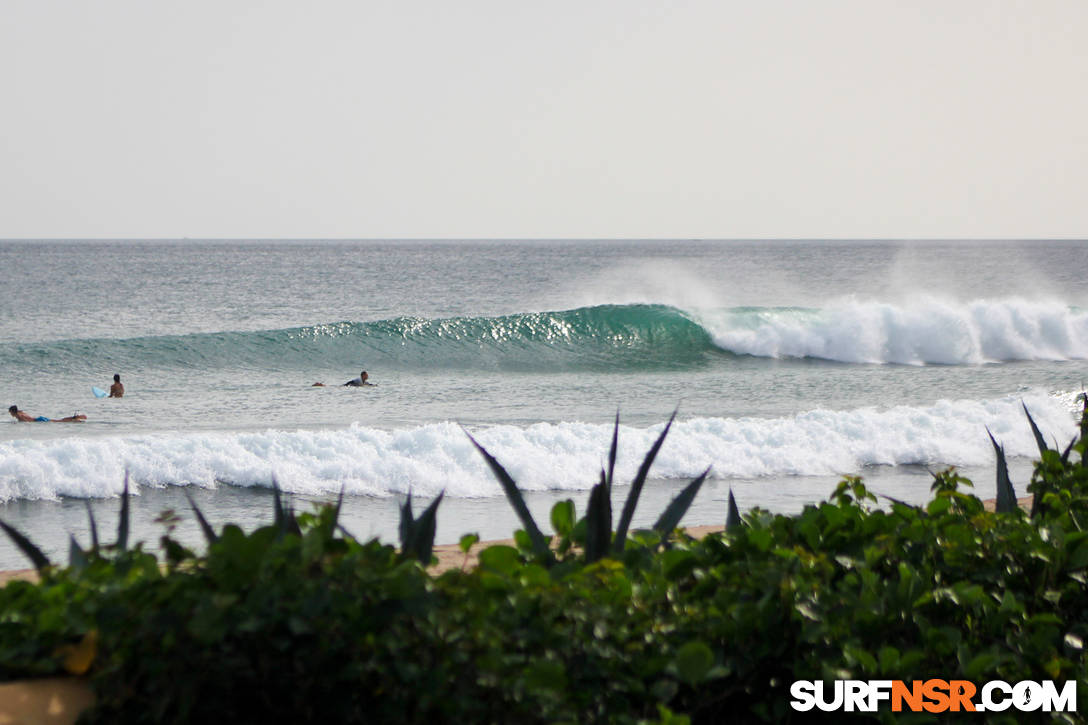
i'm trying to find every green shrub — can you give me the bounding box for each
[0,406,1086,723]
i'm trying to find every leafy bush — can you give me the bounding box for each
[1,407,1087,723]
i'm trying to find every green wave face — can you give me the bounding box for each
[1,305,720,373]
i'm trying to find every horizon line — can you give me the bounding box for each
[2,237,1087,243]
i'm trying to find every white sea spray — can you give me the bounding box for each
[699,297,1088,364]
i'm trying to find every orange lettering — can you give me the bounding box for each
[922,679,950,713]
[948,680,976,711]
[892,680,924,712]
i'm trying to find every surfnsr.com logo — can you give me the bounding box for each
[790,680,1077,713]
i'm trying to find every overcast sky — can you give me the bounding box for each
[2,1,1086,239]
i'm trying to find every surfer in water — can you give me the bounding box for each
[9,405,87,423]
[109,374,124,398]
[344,371,374,387]
[311,371,375,387]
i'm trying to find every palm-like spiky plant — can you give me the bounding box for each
[465,412,714,565]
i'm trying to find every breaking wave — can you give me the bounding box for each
[2,298,1084,374]
[0,392,1077,503]
[700,297,1088,364]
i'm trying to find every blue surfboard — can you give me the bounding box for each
[92,386,108,398]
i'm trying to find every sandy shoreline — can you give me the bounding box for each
[0,498,1030,584]
[0,568,38,586]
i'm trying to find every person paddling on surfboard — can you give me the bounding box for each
[109,374,124,398]
[343,371,374,387]
[311,370,375,387]
[9,405,86,423]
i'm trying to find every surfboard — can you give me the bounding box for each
[92,386,108,398]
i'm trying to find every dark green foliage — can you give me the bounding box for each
[2,411,1088,723]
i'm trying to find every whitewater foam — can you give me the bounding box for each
[699,297,1088,364]
[0,392,1077,504]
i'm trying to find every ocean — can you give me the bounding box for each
[1,239,1086,570]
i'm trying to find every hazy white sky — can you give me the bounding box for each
[2,1,1086,239]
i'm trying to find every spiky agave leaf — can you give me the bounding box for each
[85,501,99,553]
[330,484,345,535]
[403,492,444,565]
[69,534,89,571]
[1079,391,1088,441]
[1022,403,1049,457]
[284,503,302,536]
[601,412,619,535]
[116,474,130,551]
[876,492,924,514]
[725,489,743,532]
[987,429,1018,514]
[0,518,51,571]
[272,476,286,531]
[269,477,302,537]
[184,491,218,544]
[653,467,711,535]
[605,412,619,492]
[336,524,360,543]
[399,491,415,551]
[1062,436,1077,465]
[613,411,676,554]
[584,482,611,563]
[463,427,552,562]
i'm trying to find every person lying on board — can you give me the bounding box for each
[343,371,374,387]
[9,405,87,423]
[311,371,376,387]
